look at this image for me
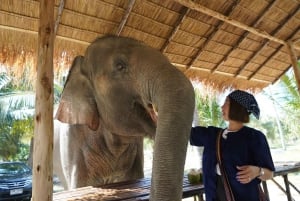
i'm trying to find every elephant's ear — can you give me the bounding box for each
[55,56,99,131]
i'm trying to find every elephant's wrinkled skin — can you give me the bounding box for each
[54,35,195,201]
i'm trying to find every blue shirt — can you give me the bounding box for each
[190,126,275,201]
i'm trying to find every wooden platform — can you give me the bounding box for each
[53,176,204,201]
[263,161,300,201]
[53,162,300,201]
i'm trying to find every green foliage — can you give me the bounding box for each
[0,74,11,91]
[0,118,33,161]
[15,143,30,162]
[0,70,63,161]
[261,121,276,140]
[12,118,34,141]
[144,138,154,150]
[194,88,225,127]
[280,73,300,120]
[261,65,300,146]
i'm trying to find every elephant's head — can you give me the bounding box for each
[56,35,195,201]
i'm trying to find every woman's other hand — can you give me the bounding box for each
[236,165,260,184]
[236,165,274,183]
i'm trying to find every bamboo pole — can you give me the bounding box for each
[173,0,300,51]
[115,0,136,36]
[32,1,55,201]
[54,0,65,35]
[286,41,300,94]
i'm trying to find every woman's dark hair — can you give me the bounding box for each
[228,97,250,123]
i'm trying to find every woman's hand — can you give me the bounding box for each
[236,165,274,183]
[236,165,260,184]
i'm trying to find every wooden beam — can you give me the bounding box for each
[0,24,37,35]
[173,0,300,50]
[32,0,54,201]
[161,7,189,53]
[187,0,240,69]
[247,23,300,80]
[234,5,300,78]
[54,0,65,35]
[286,41,300,94]
[248,46,280,80]
[116,0,136,36]
[0,24,90,46]
[211,0,277,73]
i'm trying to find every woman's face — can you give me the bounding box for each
[221,97,230,121]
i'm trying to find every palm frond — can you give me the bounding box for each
[0,74,11,90]
[0,91,35,120]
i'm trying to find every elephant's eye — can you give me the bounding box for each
[114,60,127,71]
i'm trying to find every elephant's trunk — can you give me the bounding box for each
[145,66,195,201]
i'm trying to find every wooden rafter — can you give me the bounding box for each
[243,5,300,80]
[211,0,277,73]
[173,0,300,51]
[160,7,190,53]
[186,0,240,69]
[234,5,300,77]
[249,45,282,80]
[286,41,300,94]
[54,0,65,35]
[248,27,299,81]
[0,24,90,45]
[115,0,136,36]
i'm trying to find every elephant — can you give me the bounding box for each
[53,35,195,201]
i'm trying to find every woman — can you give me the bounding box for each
[190,90,275,201]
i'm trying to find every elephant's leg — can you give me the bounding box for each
[124,141,144,180]
[53,121,68,189]
[69,164,79,189]
[68,149,89,188]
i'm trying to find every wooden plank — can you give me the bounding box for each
[32,0,55,201]
[53,164,300,201]
[274,164,300,177]
[53,176,204,201]
[262,163,300,201]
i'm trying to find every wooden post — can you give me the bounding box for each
[286,41,300,94]
[32,1,55,201]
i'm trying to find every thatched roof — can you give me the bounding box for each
[0,0,299,92]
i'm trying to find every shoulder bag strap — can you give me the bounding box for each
[216,129,236,201]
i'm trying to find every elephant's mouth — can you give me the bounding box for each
[131,101,156,137]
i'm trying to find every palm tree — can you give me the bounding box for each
[0,71,64,160]
[261,62,300,146]
[0,73,35,160]
[278,68,300,142]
